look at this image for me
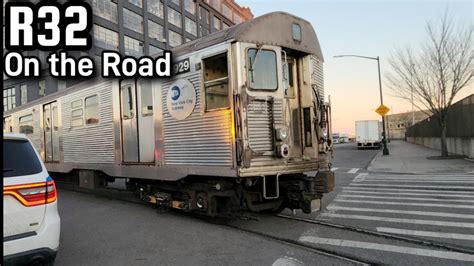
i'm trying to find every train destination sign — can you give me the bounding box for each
[167,79,196,120]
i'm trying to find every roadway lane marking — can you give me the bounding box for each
[341,190,474,198]
[272,256,304,266]
[331,167,339,171]
[352,173,367,182]
[325,205,474,219]
[342,187,474,194]
[364,176,474,180]
[299,236,474,262]
[376,227,474,241]
[319,213,474,228]
[357,180,474,183]
[337,194,474,203]
[348,183,474,190]
[334,199,474,209]
[348,168,359,174]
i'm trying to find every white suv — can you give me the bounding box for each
[3,133,60,265]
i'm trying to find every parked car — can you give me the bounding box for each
[3,133,60,265]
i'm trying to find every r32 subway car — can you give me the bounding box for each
[4,12,334,217]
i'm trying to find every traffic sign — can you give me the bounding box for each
[375,104,390,116]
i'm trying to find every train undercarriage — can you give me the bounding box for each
[128,171,334,217]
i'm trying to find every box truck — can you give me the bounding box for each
[355,120,382,149]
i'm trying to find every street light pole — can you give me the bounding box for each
[334,54,390,155]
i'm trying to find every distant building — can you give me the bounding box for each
[3,0,253,111]
[385,110,430,140]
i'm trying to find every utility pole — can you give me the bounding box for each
[334,54,390,155]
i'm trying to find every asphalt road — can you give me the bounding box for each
[54,143,474,265]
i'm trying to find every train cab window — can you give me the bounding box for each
[19,115,33,135]
[85,95,99,125]
[121,85,134,119]
[71,109,83,127]
[140,80,153,116]
[248,49,278,90]
[203,53,229,111]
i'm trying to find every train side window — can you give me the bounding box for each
[121,85,134,119]
[203,53,229,111]
[140,80,153,116]
[248,49,278,91]
[71,109,83,127]
[19,115,34,135]
[85,95,99,125]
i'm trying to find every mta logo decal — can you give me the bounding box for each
[171,86,181,101]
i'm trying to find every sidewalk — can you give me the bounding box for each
[368,140,474,174]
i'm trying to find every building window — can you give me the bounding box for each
[3,87,16,111]
[247,49,278,90]
[140,80,153,116]
[19,115,34,134]
[92,0,118,23]
[233,13,242,24]
[124,9,144,33]
[209,0,220,10]
[149,45,163,55]
[124,36,144,57]
[184,0,195,14]
[148,20,165,42]
[20,84,27,105]
[168,30,182,47]
[223,22,230,29]
[171,0,180,6]
[71,100,83,127]
[58,80,67,91]
[85,95,99,125]
[168,8,182,28]
[203,53,229,110]
[185,17,197,36]
[148,0,164,18]
[213,16,221,30]
[128,0,143,8]
[39,80,46,98]
[94,25,119,50]
[221,4,232,19]
[200,25,209,37]
[200,7,209,24]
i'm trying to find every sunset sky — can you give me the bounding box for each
[238,0,473,135]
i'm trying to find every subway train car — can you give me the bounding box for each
[3,12,334,217]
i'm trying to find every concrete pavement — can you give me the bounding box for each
[368,140,474,174]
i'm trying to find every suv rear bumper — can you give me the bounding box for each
[3,248,57,266]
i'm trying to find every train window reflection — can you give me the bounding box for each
[121,85,134,120]
[248,49,278,91]
[19,114,33,134]
[140,80,153,116]
[85,95,99,125]
[203,53,229,111]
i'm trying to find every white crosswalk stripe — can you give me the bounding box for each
[315,173,474,257]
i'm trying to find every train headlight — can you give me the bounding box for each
[277,144,290,158]
[276,127,289,141]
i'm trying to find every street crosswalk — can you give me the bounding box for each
[300,173,474,262]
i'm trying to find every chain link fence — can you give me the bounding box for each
[406,94,474,138]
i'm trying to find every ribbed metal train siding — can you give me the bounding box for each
[62,82,115,164]
[311,55,325,100]
[161,72,233,166]
[247,100,274,153]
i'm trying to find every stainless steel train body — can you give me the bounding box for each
[4,12,333,216]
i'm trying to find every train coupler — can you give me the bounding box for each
[146,192,187,210]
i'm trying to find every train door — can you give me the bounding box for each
[284,57,303,157]
[43,101,60,162]
[119,79,155,163]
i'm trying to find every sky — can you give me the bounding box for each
[237,0,473,135]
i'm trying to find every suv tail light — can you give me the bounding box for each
[3,177,57,207]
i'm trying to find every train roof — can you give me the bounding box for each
[170,12,324,62]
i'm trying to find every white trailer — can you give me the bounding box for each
[355,120,382,149]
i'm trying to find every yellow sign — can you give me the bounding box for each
[375,104,390,116]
